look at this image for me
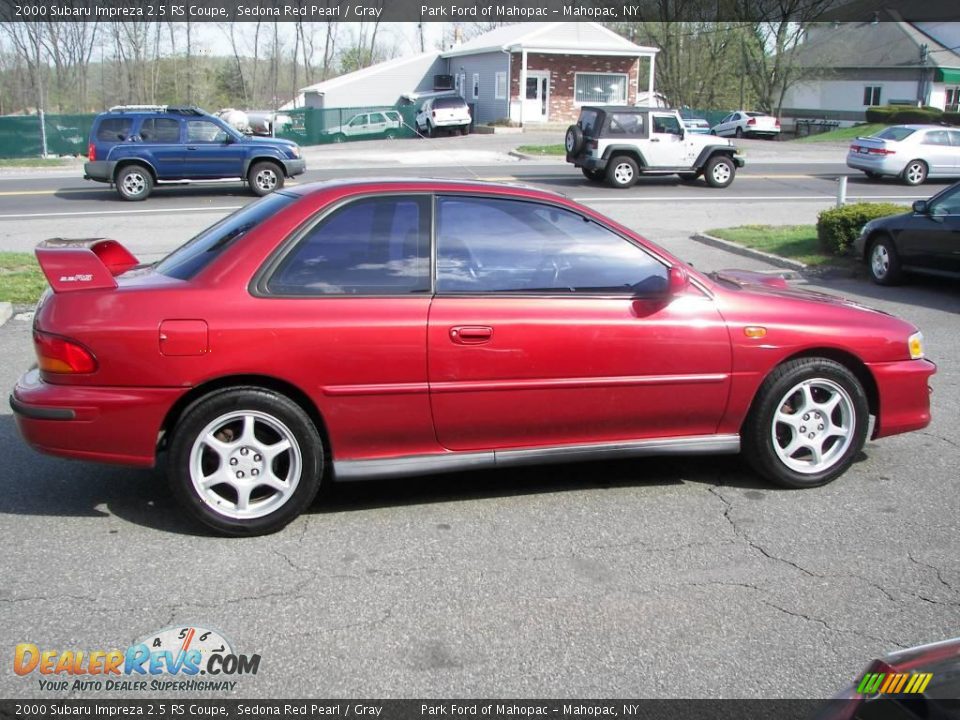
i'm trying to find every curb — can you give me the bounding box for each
[0,302,12,328]
[691,232,808,272]
[508,150,565,162]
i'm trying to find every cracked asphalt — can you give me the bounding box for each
[1,176,958,700]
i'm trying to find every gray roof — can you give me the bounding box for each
[793,17,960,70]
[442,22,658,58]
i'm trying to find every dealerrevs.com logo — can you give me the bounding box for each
[13,625,260,693]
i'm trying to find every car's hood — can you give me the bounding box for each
[242,135,297,149]
[711,269,889,315]
[691,134,731,147]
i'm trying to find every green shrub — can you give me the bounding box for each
[864,106,897,123]
[816,202,910,255]
[943,111,960,126]
[864,106,945,124]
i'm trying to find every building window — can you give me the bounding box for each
[863,86,882,106]
[574,73,628,105]
[472,73,480,100]
[495,71,507,99]
[946,87,960,112]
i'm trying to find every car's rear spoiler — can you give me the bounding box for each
[35,238,139,293]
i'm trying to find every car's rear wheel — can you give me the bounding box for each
[902,160,927,186]
[460,125,469,136]
[606,155,639,188]
[426,121,435,138]
[248,161,284,197]
[582,167,605,182]
[331,133,345,143]
[868,234,903,286]
[565,125,584,154]
[703,155,735,188]
[169,388,323,536]
[743,358,869,488]
[735,127,744,139]
[115,164,153,201]
[863,171,881,180]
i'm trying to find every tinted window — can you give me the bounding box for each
[96,117,133,142]
[186,120,229,143]
[140,118,180,143]
[874,127,915,141]
[369,113,386,123]
[156,193,297,280]
[922,130,951,145]
[267,196,431,296]
[434,97,467,110]
[348,115,367,127]
[578,109,601,135]
[949,131,960,146]
[608,113,645,136]
[931,185,960,215]
[653,115,682,134]
[436,196,668,295]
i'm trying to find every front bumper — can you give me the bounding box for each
[83,161,114,182]
[733,155,746,168]
[281,158,306,177]
[867,358,936,439]
[10,368,186,467]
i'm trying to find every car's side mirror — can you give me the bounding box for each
[912,200,928,214]
[668,266,690,295]
[224,134,235,144]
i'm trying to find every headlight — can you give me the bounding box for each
[908,331,925,360]
[290,145,301,159]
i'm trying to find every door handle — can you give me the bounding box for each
[187,146,198,150]
[650,138,660,142]
[450,326,493,345]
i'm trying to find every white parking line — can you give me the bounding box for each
[575,194,928,203]
[0,205,243,220]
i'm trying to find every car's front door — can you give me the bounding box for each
[345,114,369,138]
[426,195,732,452]
[645,113,693,167]
[184,119,245,178]
[899,184,960,274]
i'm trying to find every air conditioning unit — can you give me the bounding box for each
[434,74,454,91]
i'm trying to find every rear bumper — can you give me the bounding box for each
[83,161,114,182]
[281,158,306,177]
[567,154,606,171]
[846,153,905,176]
[868,358,936,439]
[10,368,185,467]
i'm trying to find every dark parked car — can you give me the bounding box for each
[84,105,305,201]
[12,179,934,536]
[854,181,960,285]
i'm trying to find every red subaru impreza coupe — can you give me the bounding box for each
[10,180,935,535]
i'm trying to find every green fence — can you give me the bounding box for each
[0,113,94,158]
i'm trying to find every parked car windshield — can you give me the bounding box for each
[873,126,916,142]
[155,192,297,280]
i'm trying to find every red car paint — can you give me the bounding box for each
[11,180,935,478]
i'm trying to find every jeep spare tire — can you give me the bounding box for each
[565,125,584,155]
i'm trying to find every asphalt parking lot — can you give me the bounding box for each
[1,135,958,699]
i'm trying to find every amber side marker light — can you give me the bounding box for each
[744,326,767,339]
[908,332,925,360]
[34,331,97,374]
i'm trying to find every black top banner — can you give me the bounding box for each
[1,0,957,23]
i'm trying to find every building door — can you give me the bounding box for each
[523,71,550,122]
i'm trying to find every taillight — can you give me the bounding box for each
[775,118,780,128]
[34,331,97,374]
[587,140,598,151]
[747,117,757,126]
[87,143,95,161]
[432,111,437,118]
[870,147,896,155]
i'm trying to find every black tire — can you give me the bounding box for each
[115,164,153,201]
[581,167,605,182]
[384,130,397,140]
[565,125,584,155]
[460,125,470,136]
[168,387,323,536]
[742,358,869,489]
[248,161,284,197]
[606,155,639,188]
[867,234,903,286]
[735,126,744,139]
[703,155,736,188]
[331,133,345,144]
[678,172,700,184]
[902,159,927,186]
[863,171,881,180]
[426,121,435,139]
[709,129,717,136]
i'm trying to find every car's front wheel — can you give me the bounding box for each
[168,387,324,536]
[703,156,735,188]
[868,234,903,285]
[248,161,284,197]
[606,155,639,188]
[742,358,869,488]
[384,130,397,140]
[115,164,153,201]
[902,159,927,186]
[582,167,605,182]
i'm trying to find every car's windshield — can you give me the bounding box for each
[873,126,916,142]
[155,192,297,280]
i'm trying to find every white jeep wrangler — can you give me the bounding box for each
[565,106,744,188]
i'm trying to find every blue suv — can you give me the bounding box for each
[84,105,306,201]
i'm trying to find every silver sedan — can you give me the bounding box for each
[846,124,960,185]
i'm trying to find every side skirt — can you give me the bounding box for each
[334,434,740,482]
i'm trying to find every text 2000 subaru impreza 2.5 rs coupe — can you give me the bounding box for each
[11,179,936,536]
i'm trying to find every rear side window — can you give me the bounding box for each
[922,130,951,146]
[140,118,180,143]
[156,193,297,280]
[608,113,645,136]
[267,196,431,296]
[96,117,133,142]
[434,97,467,110]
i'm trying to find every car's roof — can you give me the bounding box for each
[581,106,677,113]
[284,177,568,200]
[891,124,952,130]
